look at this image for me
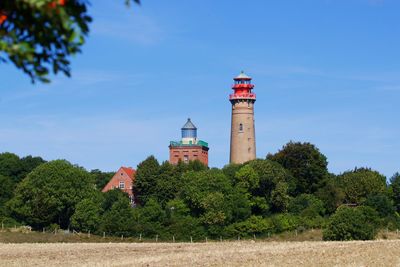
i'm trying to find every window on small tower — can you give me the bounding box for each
[239,123,243,132]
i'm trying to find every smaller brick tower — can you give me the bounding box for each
[169,118,209,166]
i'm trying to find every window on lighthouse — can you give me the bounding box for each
[239,123,243,132]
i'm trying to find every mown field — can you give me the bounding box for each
[1,240,400,267]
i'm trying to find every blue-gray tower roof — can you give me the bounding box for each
[182,118,197,130]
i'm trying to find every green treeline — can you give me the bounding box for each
[0,142,399,241]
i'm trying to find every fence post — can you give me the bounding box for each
[295,229,298,237]
[43,228,45,234]
[253,234,256,240]
[205,237,208,243]
[173,235,175,243]
[139,233,142,241]
[1,222,3,231]
[103,232,105,238]
[190,236,193,243]
[220,236,222,242]
[88,230,91,238]
[156,235,158,242]
[121,235,124,241]
[238,235,240,241]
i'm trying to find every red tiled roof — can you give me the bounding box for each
[121,167,136,179]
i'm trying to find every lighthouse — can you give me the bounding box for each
[169,118,209,166]
[229,71,257,164]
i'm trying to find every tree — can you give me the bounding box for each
[323,206,380,241]
[133,155,160,206]
[18,155,46,182]
[270,181,290,213]
[187,160,208,172]
[222,163,243,184]
[90,169,114,190]
[390,173,400,212]
[337,168,387,205]
[245,159,292,214]
[0,175,14,216]
[267,142,329,194]
[315,178,345,214]
[0,153,45,217]
[364,193,395,218]
[71,197,103,233]
[0,153,22,183]
[154,161,181,206]
[135,198,167,237]
[102,188,130,211]
[179,169,241,236]
[101,196,136,236]
[234,164,259,191]
[0,0,140,83]
[165,199,206,241]
[288,194,325,218]
[0,153,45,184]
[7,160,95,229]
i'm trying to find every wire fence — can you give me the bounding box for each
[2,224,400,243]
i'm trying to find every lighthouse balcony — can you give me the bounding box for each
[229,93,256,101]
[170,140,209,148]
[232,84,255,90]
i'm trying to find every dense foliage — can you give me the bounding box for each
[0,153,45,217]
[337,168,387,205]
[0,142,398,241]
[323,206,380,241]
[7,160,96,229]
[0,0,140,83]
[267,142,329,195]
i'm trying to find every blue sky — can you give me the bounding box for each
[1,0,399,178]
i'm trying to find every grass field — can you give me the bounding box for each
[1,230,400,266]
[1,240,400,266]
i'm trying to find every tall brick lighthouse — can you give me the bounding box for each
[229,71,257,164]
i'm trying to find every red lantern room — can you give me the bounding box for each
[229,71,256,102]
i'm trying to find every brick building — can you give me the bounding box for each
[102,166,136,205]
[169,118,209,166]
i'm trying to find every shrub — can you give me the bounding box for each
[323,206,380,241]
[224,216,274,238]
[271,214,300,233]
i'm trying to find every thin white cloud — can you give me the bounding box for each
[91,13,164,46]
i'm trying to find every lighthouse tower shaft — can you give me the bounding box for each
[229,72,256,164]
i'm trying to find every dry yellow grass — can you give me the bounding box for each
[1,240,400,267]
